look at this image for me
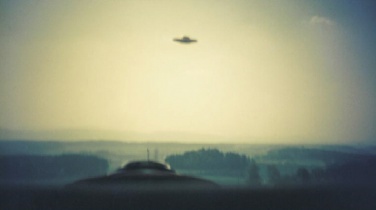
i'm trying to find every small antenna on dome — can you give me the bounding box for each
[147,148,150,162]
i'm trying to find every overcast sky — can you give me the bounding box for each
[1,0,375,143]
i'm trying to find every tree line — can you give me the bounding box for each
[166,148,250,176]
[165,148,376,187]
[0,154,109,181]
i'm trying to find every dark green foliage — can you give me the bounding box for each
[266,165,281,186]
[165,148,250,176]
[248,159,261,186]
[296,167,310,184]
[324,157,376,185]
[311,168,325,183]
[0,154,109,181]
[2,140,376,187]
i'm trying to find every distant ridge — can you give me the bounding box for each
[0,128,233,143]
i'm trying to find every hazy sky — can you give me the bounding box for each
[1,0,375,143]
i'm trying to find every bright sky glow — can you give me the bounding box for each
[1,0,375,143]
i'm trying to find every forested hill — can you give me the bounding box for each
[259,147,376,164]
[0,154,108,185]
[166,148,250,172]
[164,147,376,187]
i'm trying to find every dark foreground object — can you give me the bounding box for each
[1,186,376,210]
[69,161,218,189]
